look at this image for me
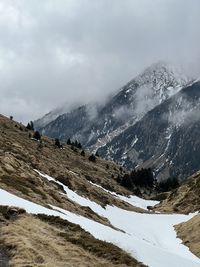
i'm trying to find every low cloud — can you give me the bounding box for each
[166,94,200,126]
[114,106,133,122]
[0,0,200,123]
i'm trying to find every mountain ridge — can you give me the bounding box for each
[35,61,190,148]
[35,61,195,180]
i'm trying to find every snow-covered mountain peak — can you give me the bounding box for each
[120,61,191,117]
[135,61,190,97]
[136,61,190,86]
[115,61,192,123]
[35,61,196,165]
[120,61,191,103]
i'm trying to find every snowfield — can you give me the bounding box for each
[0,170,199,267]
[88,180,159,210]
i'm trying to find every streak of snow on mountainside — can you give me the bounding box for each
[35,170,159,211]
[36,62,191,157]
[90,62,190,152]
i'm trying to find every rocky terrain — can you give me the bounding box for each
[99,81,200,180]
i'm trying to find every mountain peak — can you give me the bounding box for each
[135,61,190,88]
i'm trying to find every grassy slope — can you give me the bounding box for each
[0,115,145,218]
[154,171,200,214]
[0,206,145,267]
[175,214,200,259]
[1,114,199,265]
[154,171,200,258]
[0,115,145,266]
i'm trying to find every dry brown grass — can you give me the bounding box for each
[175,214,200,258]
[0,114,149,233]
[0,114,144,215]
[154,171,200,214]
[0,115,148,266]
[0,211,145,267]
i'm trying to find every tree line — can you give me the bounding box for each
[116,168,179,193]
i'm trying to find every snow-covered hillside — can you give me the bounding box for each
[1,170,199,267]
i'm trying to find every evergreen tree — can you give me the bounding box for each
[33,131,41,141]
[88,154,96,162]
[77,142,82,149]
[55,138,62,148]
[120,168,155,190]
[156,177,179,192]
[26,123,31,130]
[116,175,121,184]
[81,150,85,156]
[30,121,34,131]
[67,138,71,145]
[26,121,34,131]
[121,174,133,189]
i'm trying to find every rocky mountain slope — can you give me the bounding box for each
[35,62,189,151]
[35,62,197,179]
[98,80,200,180]
[0,114,200,267]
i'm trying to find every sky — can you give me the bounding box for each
[0,0,200,123]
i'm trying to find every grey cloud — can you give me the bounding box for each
[168,99,200,127]
[0,0,200,123]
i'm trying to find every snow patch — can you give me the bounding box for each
[0,170,199,267]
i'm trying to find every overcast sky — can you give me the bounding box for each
[0,0,200,123]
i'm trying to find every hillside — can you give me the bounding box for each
[0,115,149,216]
[175,214,200,259]
[98,80,200,180]
[154,171,200,214]
[35,62,189,151]
[153,171,200,259]
[35,62,195,180]
[0,207,143,267]
[0,114,200,267]
[0,114,146,267]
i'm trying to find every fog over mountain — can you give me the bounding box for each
[36,61,200,180]
[0,0,200,122]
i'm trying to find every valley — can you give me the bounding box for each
[0,115,199,267]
